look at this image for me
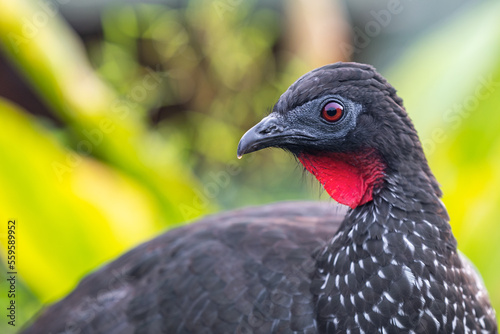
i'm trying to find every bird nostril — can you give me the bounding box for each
[260,125,278,135]
[255,116,285,136]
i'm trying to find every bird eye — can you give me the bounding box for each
[321,101,344,122]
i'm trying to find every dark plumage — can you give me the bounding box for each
[23,62,497,333]
[23,203,345,333]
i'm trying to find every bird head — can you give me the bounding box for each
[237,62,440,209]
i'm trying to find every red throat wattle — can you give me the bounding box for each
[298,149,386,209]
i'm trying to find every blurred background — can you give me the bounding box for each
[0,0,499,331]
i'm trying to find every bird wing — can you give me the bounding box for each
[21,201,345,334]
[457,250,497,324]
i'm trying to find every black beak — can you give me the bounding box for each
[237,114,314,158]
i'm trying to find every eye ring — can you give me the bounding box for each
[321,101,344,122]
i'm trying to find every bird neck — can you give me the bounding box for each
[300,146,459,278]
[311,172,458,314]
[345,173,455,248]
[325,170,456,262]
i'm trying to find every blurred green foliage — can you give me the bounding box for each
[0,0,499,332]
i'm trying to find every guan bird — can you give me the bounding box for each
[22,62,497,333]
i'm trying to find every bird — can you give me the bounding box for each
[22,62,497,333]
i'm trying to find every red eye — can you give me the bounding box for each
[321,101,344,122]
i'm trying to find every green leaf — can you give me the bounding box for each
[0,98,162,305]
